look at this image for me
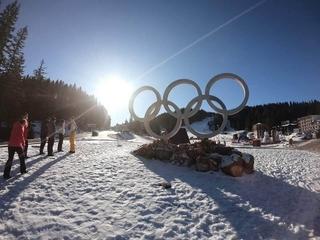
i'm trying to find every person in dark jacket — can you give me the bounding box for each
[56,119,65,152]
[47,117,56,156]
[39,118,49,154]
[3,117,27,179]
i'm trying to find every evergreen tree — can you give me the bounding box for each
[0,1,20,120]
[0,0,19,72]
[3,26,28,77]
[0,1,110,139]
[0,26,28,121]
[33,59,46,80]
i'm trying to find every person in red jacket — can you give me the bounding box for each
[3,117,28,179]
[23,113,29,158]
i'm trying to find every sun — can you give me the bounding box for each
[95,74,134,112]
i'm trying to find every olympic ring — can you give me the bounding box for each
[129,73,249,140]
[205,73,249,116]
[184,95,228,139]
[128,86,161,122]
[163,79,202,119]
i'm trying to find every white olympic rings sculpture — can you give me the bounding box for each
[129,73,249,140]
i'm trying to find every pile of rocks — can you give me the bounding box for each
[132,139,254,177]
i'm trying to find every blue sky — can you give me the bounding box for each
[3,0,320,124]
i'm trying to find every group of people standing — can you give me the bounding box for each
[3,113,78,180]
[39,117,77,155]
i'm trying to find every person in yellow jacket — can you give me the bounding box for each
[69,117,77,154]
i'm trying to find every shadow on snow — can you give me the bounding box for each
[140,156,320,239]
[0,153,69,220]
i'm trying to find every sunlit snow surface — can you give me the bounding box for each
[0,131,320,239]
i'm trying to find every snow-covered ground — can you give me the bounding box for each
[0,131,320,239]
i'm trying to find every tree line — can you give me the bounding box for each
[229,100,320,130]
[0,1,110,139]
[121,100,320,135]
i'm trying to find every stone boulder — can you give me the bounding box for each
[169,128,190,145]
[220,153,255,177]
[132,140,176,161]
[221,154,245,177]
[208,153,222,170]
[154,146,173,161]
[231,150,242,156]
[212,145,234,155]
[242,153,254,174]
[171,150,193,166]
[158,182,172,189]
[196,153,221,172]
[132,143,155,159]
[133,139,255,177]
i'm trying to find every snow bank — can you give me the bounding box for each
[285,132,306,142]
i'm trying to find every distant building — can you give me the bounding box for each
[280,120,298,135]
[298,115,320,133]
[252,123,269,139]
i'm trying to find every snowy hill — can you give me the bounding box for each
[0,131,320,239]
[188,117,235,140]
[190,117,212,133]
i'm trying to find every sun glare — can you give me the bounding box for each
[95,75,133,112]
